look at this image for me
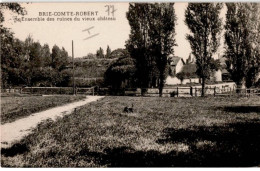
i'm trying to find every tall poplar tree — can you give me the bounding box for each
[126,3,176,96]
[106,45,112,58]
[126,3,151,94]
[224,3,260,89]
[185,3,223,96]
[148,3,176,96]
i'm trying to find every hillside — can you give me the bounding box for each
[67,58,117,87]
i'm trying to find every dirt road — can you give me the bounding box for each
[1,96,104,148]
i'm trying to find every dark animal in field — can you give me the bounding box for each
[123,103,134,113]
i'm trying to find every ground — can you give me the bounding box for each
[1,93,85,124]
[1,96,260,167]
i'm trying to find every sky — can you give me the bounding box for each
[3,2,226,59]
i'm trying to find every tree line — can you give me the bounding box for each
[1,3,260,96]
[106,3,260,96]
[83,46,112,59]
[1,33,71,88]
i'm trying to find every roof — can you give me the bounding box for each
[221,69,229,74]
[168,56,182,66]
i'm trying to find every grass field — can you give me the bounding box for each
[1,94,86,124]
[1,96,260,167]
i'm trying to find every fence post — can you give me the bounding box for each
[177,87,179,97]
[92,87,94,96]
[214,87,216,97]
[190,86,193,97]
[195,87,197,97]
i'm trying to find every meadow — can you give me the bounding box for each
[1,96,260,167]
[1,94,85,124]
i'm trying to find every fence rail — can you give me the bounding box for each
[1,87,95,95]
[1,86,260,97]
[124,87,260,97]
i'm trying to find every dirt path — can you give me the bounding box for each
[1,96,104,148]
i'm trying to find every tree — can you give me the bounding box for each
[96,47,104,58]
[105,54,136,91]
[0,3,26,88]
[51,45,68,71]
[244,3,260,88]
[176,63,198,82]
[224,3,260,89]
[0,4,72,87]
[106,45,112,58]
[126,3,153,94]
[148,3,177,96]
[29,42,44,68]
[126,3,177,96]
[42,44,51,67]
[110,48,129,59]
[0,3,26,23]
[84,53,96,59]
[60,47,69,70]
[185,3,223,96]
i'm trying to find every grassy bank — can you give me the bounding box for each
[1,96,260,167]
[1,94,85,124]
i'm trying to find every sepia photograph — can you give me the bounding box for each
[0,1,260,167]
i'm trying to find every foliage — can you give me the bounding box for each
[105,52,136,90]
[0,3,70,88]
[0,3,26,23]
[110,48,128,59]
[51,45,68,71]
[126,3,157,91]
[83,53,96,59]
[126,3,176,96]
[0,3,26,87]
[148,3,177,96]
[225,3,260,88]
[185,3,223,96]
[1,35,70,87]
[96,47,105,58]
[42,44,51,66]
[176,63,198,81]
[106,45,112,58]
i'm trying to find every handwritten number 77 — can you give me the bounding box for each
[105,5,116,16]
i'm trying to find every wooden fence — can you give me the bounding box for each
[124,87,260,97]
[1,86,260,97]
[1,87,95,95]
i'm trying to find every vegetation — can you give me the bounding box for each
[225,3,260,88]
[110,48,129,59]
[1,94,85,124]
[1,96,260,167]
[185,3,223,96]
[106,46,112,58]
[105,53,136,91]
[96,47,105,59]
[1,34,70,88]
[176,63,197,82]
[126,3,177,96]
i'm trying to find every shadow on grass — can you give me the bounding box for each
[2,120,260,167]
[79,121,260,167]
[217,106,260,113]
[1,143,29,157]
